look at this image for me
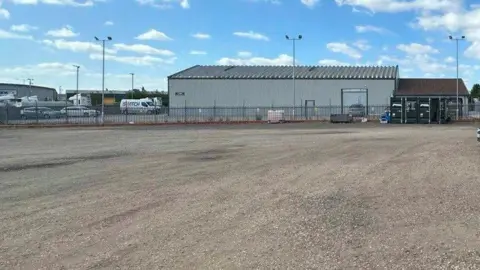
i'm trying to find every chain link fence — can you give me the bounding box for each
[0,103,478,125]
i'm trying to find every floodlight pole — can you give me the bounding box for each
[449,35,465,120]
[73,65,80,105]
[130,73,134,99]
[286,34,302,119]
[94,36,112,124]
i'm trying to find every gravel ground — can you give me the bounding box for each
[1,124,480,269]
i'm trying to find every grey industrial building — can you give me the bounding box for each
[168,65,399,108]
[0,83,57,101]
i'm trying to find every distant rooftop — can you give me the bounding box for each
[168,65,399,80]
[395,78,469,96]
[65,89,128,94]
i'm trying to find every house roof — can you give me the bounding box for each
[168,65,399,80]
[395,78,469,96]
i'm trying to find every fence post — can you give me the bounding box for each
[35,100,39,124]
[213,100,216,122]
[5,106,8,125]
[154,102,158,123]
[243,100,246,121]
[125,102,128,123]
[65,98,69,124]
[184,100,187,123]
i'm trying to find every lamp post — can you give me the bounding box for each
[449,35,465,120]
[286,34,302,119]
[94,36,112,124]
[73,65,80,105]
[130,73,134,99]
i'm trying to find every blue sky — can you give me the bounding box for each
[0,0,479,92]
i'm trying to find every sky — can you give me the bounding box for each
[0,0,479,93]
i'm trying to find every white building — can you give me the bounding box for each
[168,65,399,108]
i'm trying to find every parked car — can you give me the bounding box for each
[60,106,99,117]
[20,107,63,119]
[348,104,366,117]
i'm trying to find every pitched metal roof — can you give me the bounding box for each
[168,65,398,80]
[395,78,469,96]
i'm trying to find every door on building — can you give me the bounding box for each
[305,100,315,120]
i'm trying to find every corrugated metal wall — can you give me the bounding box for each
[169,79,395,107]
[0,85,56,100]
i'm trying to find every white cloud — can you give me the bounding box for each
[10,24,38,32]
[301,0,319,8]
[192,32,210,39]
[0,29,33,39]
[355,25,389,34]
[136,29,172,41]
[136,0,189,9]
[89,53,176,66]
[45,25,78,38]
[233,31,269,41]
[326,42,362,59]
[248,0,281,4]
[380,54,450,74]
[189,50,206,55]
[238,51,252,58]
[0,62,169,92]
[318,59,351,66]
[42,39,116,54]
[104,20,114,26]
[414,9,480,60]
[444,56,455,63]
[397,43,439,54]
[8,0,98,7]
[352,40,371,51]
[0,4,9,19]
[112,43,174,56]
[1,62,80,80]
[334,0,461,13]
[216,54,293,65]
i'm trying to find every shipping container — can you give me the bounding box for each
[390,97,450,124]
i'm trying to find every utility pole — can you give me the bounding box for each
[73,65,80,105]
[449,35,465,120]
[27,78,33,96]
[285,34,302,119]
[130,73,134,99]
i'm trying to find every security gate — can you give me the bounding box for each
[305,100,315,120]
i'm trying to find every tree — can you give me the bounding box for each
[471,84,480,100]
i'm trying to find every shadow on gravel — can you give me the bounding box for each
[268,130,356,136]
[178,145,244,163]
[0,152,128,172]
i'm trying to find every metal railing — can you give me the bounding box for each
[1,103,479,125]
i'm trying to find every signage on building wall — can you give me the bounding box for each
[0,90,17,96]
[175,92,185,96]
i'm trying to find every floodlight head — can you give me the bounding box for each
[461,35,465,39]
[107,36,112,40]
[298,35,302,39]
[448,35,452,40]
[285,35,289,40]
[94,36,99,41]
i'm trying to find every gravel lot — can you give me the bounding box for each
[1,123,479,269]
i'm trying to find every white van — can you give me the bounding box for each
[120,99,158,114]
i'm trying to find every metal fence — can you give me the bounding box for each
[1,103,479,125]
